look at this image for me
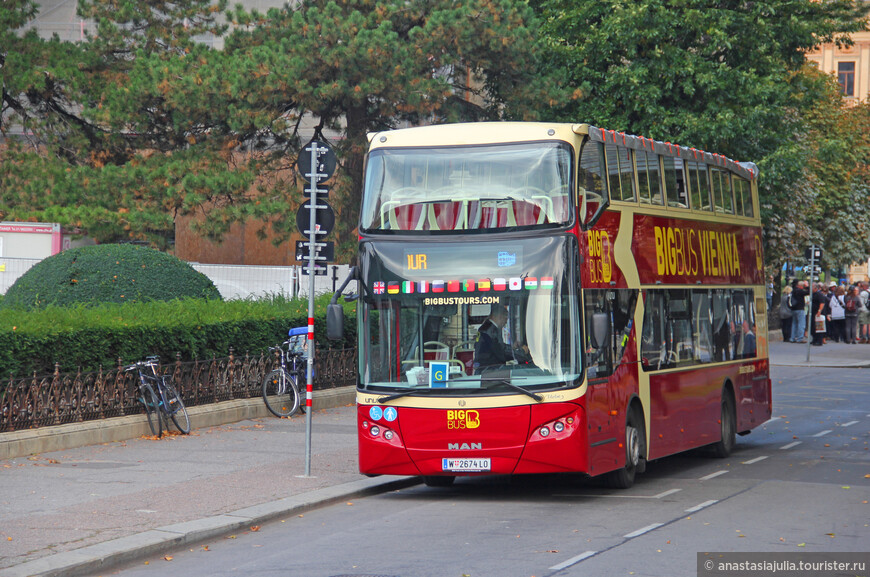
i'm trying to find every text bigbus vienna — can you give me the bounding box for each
[351,122,771,488]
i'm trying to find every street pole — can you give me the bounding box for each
[304,142,321,478]
[294,138,336,478]
[806,245,817,363]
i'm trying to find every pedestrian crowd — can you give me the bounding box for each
[779,279,870,346]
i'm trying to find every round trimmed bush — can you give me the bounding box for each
[2,244,222,309]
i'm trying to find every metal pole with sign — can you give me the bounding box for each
[805,245,822,362]
[297,138,337,477]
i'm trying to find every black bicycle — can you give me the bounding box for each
[127,356,191,436]
[262,328,308,418]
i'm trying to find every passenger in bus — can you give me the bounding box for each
[473,304,529,373]
[741,321,756,358]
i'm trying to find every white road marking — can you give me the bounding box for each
[549,550,597,571]
[553,489,682,500]
[654,488,682,499]
[779,441,802,450]
[812,430,832,437]
[624,523,664,538]
[763,417,781,425]
[685,500,719,513]
[742,456,769,465]
[840,420,859,427]
[699,470,729,480]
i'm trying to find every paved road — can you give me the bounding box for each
[1,341,867,577]
[104,364,870,577]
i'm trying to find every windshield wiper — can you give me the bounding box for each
[478,378,543,402]
[377,387,445,404]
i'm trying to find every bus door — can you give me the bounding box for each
[584,289,639,473]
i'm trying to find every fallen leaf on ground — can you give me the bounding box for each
[163,555,173,561]
[251,526,260,532]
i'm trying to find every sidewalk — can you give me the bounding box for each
[1,342,867,577]
[768,339,870,368]
[0,406,418,577]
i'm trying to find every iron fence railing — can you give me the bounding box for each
[0,348,357,433]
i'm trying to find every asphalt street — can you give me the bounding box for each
[0,340,867,577]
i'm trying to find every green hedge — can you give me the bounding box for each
[0,294,357,378]
[2,244,221,309]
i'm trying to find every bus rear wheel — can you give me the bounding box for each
[606,409,644,489]
[711,392,736,458]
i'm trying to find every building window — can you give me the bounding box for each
[838,62,855,96]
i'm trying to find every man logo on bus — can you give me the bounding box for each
[447,409,481,429]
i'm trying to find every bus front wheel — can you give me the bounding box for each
[607,408,645,489]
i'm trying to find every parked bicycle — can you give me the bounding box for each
[262,327,309,418]
[126,356,191,437]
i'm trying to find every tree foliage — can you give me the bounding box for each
[1,0,553,257]
[533,0,870,272]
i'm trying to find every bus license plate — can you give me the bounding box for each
[442,458,491,472]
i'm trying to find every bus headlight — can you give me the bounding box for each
[370,426,380,436]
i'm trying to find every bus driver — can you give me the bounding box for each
[473,304,530,373]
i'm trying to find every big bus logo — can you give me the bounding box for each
[587,230,612,283]
[447,410,480,429]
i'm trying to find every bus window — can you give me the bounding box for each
[692,290,714,363]
[711,168,734,215]
[585,289,638,378]
[666,290,694,365]
[730,289,757,359]
[641,290,667,370]
[687,161,712,211]
[733,176,753,217]
[637,151,663,206]
[605,144,636,202]
[663,156,688,208]
[360,143,574,232]
[711,290,733,361]
[579,140,609,229]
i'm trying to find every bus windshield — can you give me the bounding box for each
[358,236,581,393]
[360,142,573,233]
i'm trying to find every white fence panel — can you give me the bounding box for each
[190,263,352,300]
[0,257,40,294]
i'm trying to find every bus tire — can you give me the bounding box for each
[423,475,455,487]
[711,390,736,458]
[607,407,645,489]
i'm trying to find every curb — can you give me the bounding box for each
[0,387,356,460]
[0,476,420,577]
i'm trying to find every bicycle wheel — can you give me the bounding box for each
[161,378,191,434]
[140,383,163,437]
[262,368,300,417]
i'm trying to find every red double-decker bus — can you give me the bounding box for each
[344,122,771,488]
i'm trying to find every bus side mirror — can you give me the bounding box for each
[590,312,610,349]
[327,304,344,340]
